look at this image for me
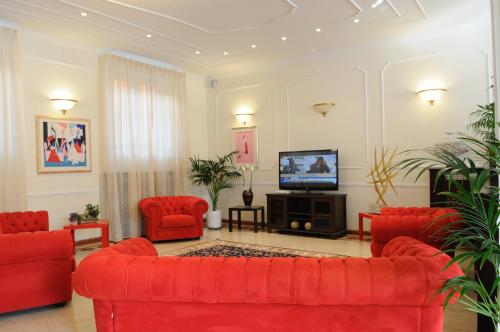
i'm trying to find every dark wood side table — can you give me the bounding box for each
[228,206,265,233]
[358,212,379,240]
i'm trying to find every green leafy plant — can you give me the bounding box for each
[188,152,241,211]
[84,203,100,220]
[469,103,497,142]
[397,133,500,329]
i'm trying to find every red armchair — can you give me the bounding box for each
[0,211,74,313]
[371,207,459,257]
[74,236,463,332]
[139,196,208,242]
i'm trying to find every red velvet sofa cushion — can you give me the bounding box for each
[74,236,463,332]
[139,196,208,241]
[161,215,195,228]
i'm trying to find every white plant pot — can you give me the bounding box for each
[207,210,222,230]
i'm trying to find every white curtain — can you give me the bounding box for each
[0,28,26,211]
[99,54,189,241]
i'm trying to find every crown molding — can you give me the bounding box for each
[415,0,429,19]
[102,0,298,34]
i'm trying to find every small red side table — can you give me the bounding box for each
[64,220,110,253]
[358,212,379,240]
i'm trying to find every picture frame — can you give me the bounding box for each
[232,126,258,167]
[36,116,92,174]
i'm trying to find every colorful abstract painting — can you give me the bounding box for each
[36,116,92,173]
[232,127,258,167]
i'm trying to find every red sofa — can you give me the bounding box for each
[139,196,208,242]
[0,211,74,313]
[74,236,463,332]
[370,207,458,257]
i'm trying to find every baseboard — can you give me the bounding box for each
[204,219,371,236]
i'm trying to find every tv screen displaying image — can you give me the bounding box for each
[279,150,338,191]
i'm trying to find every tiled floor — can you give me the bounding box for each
[0,227,476,332]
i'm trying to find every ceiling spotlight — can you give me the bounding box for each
[251,44,257,48]
[315,28,322,32]
[371,0,384,8]
[353,13,361,23]
[146,34,152,38]
[281,36,287,41]
[81,12,87,17]
[223,51,229,55]
[195,50,201,55]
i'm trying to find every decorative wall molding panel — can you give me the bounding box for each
[248,181,428,188]
[27,189,100,198]
[285,66,369,168]
[380,50,490,147]
[215,81,278,171]
[23,55,97,71]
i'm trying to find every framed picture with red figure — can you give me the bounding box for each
[232,126,258,167]
[36,116,92,174]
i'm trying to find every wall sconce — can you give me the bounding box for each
[234,112,253,126]
[50,98,78,115]
[416,88,447,106]
[234,105,254,126]
[313,102,335,117]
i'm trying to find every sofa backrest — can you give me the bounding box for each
[380,207,437,216]
[0,211,49,234]
[148,196,188,215]
[74,237,463,308]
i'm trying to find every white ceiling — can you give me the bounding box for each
[0,0,490,77]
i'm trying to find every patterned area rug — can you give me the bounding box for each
[160,240,346,258]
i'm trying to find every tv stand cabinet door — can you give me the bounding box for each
[311,198,334,232]
[267,196,287,229]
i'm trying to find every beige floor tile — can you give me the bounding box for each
[0,227,476,332]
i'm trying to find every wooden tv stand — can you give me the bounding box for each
[266,193,346,238]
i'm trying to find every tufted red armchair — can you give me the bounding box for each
[139,196,209,242]
[0,211,74,313]
[370,207,459,257]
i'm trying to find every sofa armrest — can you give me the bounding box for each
[0,230,73,265]
[74,239,462,307]
[182,196,209,216]
[138,199,163,218]
[382,236,463,302]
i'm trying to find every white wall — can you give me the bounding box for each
[19,33,209,240]
[210,12,493,231]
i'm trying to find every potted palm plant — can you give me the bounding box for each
[188,152,241,229]
[397,132,500,330]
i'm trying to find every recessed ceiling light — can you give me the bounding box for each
[251,44,257,48]
[81,12,87,17]
[281,36,287,41]
[315,28,322,32]
[146,34,152,38]
[195,50,200,55]
[223,51,229,55]
[371,0,384,8]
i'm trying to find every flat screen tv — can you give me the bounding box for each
[279,149,338,191]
